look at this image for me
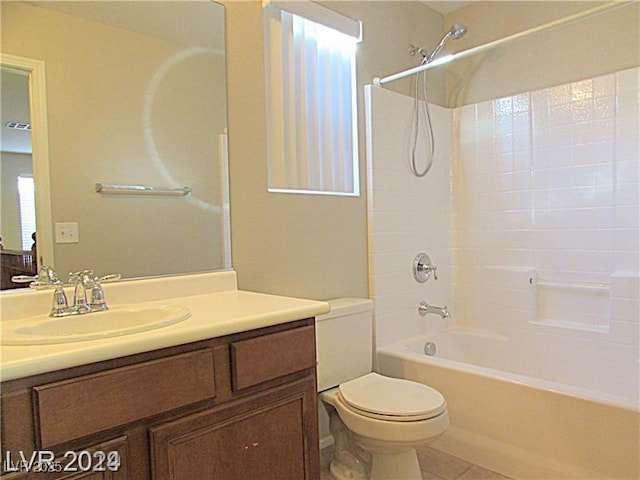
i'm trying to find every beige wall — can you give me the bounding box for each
[2,2,227,278]
[444,1,640,106]
[4,0,634,299]
[224,1,443,299]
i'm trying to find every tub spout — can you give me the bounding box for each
[419,301,450,319]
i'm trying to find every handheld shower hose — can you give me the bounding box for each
[410,23,467,178]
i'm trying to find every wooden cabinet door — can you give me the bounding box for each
[2,471,117,480]
[1,436,130,480]
[150,379,319,480]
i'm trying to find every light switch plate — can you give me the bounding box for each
[55,222,79,243]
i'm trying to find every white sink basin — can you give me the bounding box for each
[1,305,190,345]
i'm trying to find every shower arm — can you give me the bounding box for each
[373,0,631,87]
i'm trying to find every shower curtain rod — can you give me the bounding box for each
[373,1,632,86]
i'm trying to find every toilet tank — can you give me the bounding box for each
[315,298,374,392]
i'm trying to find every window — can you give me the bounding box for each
[264,2,361,196]
[17,175,36,250]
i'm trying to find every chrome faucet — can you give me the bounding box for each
[66,270,121,316]
[12,266,120,317]
[418,301,450,319]
[69,270,95,314]
[12,265,70,317]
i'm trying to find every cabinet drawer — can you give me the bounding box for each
[231,325,316,390]
[34,349,216,448]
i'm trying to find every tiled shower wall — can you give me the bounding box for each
[366,67,639,350]
[365,85,453,350]
[453,67,639,343]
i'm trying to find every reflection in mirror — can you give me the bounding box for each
[0,67,38,289]
[0,1,230,289]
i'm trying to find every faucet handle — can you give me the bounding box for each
[88,273,121,312]
[97,273,121,283]
[12,265,62,289]
[69,270,95,284]
[10,274,39,284]
[413,253,438,283]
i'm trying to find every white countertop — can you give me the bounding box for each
[0,271,330,381]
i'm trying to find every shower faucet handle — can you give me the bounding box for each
[413,253,438,282]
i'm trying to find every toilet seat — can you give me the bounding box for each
[338,373,446,422]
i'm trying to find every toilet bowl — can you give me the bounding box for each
[321,373,449,479]
[316,299,449,480]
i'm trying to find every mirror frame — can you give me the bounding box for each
[1,54,54,269]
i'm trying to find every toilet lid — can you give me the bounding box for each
[338,373,446,422]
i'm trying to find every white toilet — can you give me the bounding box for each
[316,298,449,480]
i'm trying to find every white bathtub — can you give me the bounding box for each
[377,328,640,479]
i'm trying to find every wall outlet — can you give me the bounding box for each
[55,222,79,244]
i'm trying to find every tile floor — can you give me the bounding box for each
[321,445,513,480]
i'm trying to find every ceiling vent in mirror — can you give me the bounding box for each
[5,122,31,131]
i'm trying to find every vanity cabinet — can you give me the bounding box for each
[1,319,319,480]
[151,379,314,479]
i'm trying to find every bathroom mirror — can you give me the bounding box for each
[0,1,230,289]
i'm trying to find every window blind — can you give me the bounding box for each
[17,175,36,250]
[264,3,360,196]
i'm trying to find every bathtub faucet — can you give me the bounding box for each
[418,301,450,319]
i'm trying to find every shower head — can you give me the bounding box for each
[449,23,468,39]
[424,23,468,64]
